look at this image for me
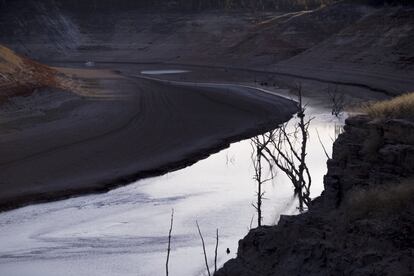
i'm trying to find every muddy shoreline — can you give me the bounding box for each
[0,76,296,212]
[0,118,292,212]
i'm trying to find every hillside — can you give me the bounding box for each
[1,1,413,95]
[1,0,339,13]
[0,45,61,102]
[275,5,414,95]
[0,1,367,65]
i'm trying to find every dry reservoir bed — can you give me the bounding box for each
[0,71,296,211]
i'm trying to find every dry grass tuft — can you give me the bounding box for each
[363,92,414,120]
[345,178,414,220]
[0,45,25,73]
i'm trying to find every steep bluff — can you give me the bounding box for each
[324,115,414,208]
[216,115,414,276]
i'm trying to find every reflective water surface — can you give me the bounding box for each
[0,106,344,276]
[141,70,190,75]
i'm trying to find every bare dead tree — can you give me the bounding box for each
[250,135,275,227]
[166,209,174,276]
[327,85,346,118]
[254,84,313,212]
[196,221,211,276]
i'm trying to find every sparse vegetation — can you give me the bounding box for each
[345,178,414,220]
[166,209,174,276]
[327,85,346,118]
[363,92,414,120]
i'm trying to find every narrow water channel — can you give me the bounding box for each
[0,104,344,276]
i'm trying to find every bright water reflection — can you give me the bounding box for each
[0,107,344,276]
[141,70,190,75]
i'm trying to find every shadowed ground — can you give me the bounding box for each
[0,69,296,211]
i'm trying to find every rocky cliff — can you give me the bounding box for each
[216,115,414,276]
[324,115,414,208]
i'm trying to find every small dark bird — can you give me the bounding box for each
[226,248,230,254]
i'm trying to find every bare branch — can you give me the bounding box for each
[214,229,219,274]
[196,221,211,276]
[327,85,346,117]
[249,214,255,230]
[315,128,331,160]
[166,209,174,276]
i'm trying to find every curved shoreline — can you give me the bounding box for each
[49,60,402,97]
[0,76,297,212]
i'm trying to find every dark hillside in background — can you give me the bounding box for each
[1,0,413,95]
[347,0,413,5]
[0,0,339,12]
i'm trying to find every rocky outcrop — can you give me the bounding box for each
[324,115,414,208]
[216,116,414,276]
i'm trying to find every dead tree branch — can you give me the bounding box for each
[214,228,219,274]
[316,128,331,160]
[166,209,174,276]
[327,85,346,118]
[254,84,313,212]
[251,134,275,227]
[196,221,211,276]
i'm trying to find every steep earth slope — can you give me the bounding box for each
[0,45,64,102]
[275,6,414,95]
[0,1,368,66]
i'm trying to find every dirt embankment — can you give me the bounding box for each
[216,115,414,276]
[0,45,93,105]
[0,45,61,102]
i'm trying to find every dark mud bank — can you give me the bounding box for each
[217,115,414,276]
[0,118,293,212]
[0,79,297,212]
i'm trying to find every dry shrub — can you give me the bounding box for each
[345,178,414,220]
[363,92,414,120]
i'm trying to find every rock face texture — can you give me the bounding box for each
[324,115,414,208]
[216,116,414,276]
